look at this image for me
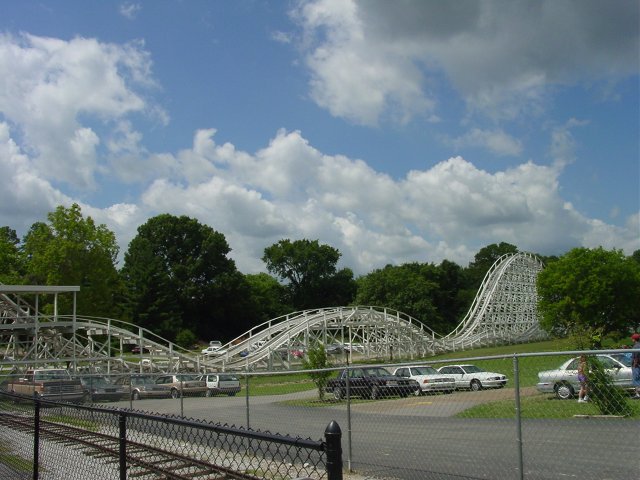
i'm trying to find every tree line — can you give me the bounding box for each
[1,204,638,346]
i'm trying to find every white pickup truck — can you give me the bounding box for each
[7,368,85,402]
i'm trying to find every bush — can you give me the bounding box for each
[587,357,632,416]
[302,343,332,401]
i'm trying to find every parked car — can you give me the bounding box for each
[131,346,151,354]
[325,344,344,355]
[155,374,208,398]
[202,343,227,356]
[437,364,508,391]
[7,368,85,403]
[202,373,241,397]
[392,366,456,395]
[114,375,171,400]
[78,376,128,402]
[536,354,633,400]
[326,367,420,400]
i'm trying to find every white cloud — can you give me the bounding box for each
[0,33,163,189]
[292,0,639,123]
[119,3,141,20]
[1,113,637,273]
[446,128,523,157]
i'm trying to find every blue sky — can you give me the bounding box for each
[1,0,638,275]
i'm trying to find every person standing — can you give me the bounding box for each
[631,333,640,400]
[577,354,589,403]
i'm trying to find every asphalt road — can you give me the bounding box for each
[110,389,638,480]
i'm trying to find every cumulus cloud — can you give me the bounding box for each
[292,0,639,123]
[0,33,163,189]
[119,129,637,273]
[0,28,636,277]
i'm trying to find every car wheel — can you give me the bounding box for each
[413,388,422,396]
[333,387,344,401]
[171,389,180,399]
[228,392,236,397]
[205,389,212,397]
[470,380,482,391]
[370,385,380,400]
[132,391,140,401]
[554,382,574,400]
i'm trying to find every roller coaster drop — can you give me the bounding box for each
[0,252,546,374]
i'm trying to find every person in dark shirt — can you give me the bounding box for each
[631,333,640,400]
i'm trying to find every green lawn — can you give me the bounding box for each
[456,392,640,419]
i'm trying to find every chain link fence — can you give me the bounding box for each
[1,348,638,479]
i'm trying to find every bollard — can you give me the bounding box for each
[324,420,343,480]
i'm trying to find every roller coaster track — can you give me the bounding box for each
[0,252,545,373]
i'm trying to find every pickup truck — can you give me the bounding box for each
[7,368,85,403]
[325,366,420,400]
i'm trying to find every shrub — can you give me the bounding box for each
[302,343,332,401]
[587,357,632,416]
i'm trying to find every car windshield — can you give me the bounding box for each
[81,376,112,386]
[178,374,200,381]
[363,367,392,377]
[461,365,485,373]
[608,353,632,367]
[411,366,439,375]
[131,376,154,385]
[34,370,70,380]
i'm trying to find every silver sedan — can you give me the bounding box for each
[536,353,633,400]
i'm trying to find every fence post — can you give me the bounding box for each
[245,371,250,429]
[324,420,343,480]
[345,367,352,472]
[119,412,127,480]
[513,355,524,480]
[33,397,40,480]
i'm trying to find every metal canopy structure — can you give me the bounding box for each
[0,252,546,374]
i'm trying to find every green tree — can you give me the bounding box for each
[0,226,24,284]
[22,204,121,317]
[355,263,442,331]
[244,273,292,322]
[464,242,519,287]
[262,239,355,310]
[537,247,640,339]
[121,214,253,341]
[302,342,332,401]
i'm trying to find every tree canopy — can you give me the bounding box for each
[121,214,254,341]
[0,226,23,284]
[537,247,640,338]
[262,239,356,310]
[21,204,121,316]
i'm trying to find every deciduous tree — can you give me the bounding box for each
[262,239,355,310]
[537,247,640,338]
[22,204,120,317]
[121,214,252,341]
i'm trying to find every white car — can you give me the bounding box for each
[536,353,633,400]
[202,373,241,396]
[392,366,456,395]
[201,343,227,356]
[437,364,508,391]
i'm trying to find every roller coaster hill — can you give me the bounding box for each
[0,252,547,375]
